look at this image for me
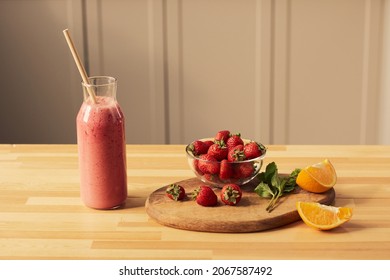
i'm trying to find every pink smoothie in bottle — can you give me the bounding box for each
[76,76,127,209]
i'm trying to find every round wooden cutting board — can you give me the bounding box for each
[145,177,335,233]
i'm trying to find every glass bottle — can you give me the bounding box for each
[76,76,127,209]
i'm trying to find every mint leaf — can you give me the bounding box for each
[271,172,280,189]
[264,162,277,183]
[254,182,274,198]
[283,182,296,193]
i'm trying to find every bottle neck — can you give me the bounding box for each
[82,76,117,103]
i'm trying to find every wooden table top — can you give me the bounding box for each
[0,144,389,260]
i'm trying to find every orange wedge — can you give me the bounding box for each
[296,159,336,193]
[296,201,353,230]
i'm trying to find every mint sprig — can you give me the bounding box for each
[254,162,301,212]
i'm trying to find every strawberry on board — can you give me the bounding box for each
[198,154,220,174]
[207,141,228,161]
[215,130,231,143]
[227,144,245,162]
[219,159,233,180]
[166,184,186,201]
[243,141,264,159]
[191,185,218,207]
[226,134,244,150]
[220,184,242,206]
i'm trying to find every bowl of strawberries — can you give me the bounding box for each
[185,130,267,187]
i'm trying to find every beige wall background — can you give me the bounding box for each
[1,0,389,145]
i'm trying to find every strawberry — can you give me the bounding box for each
[215,130,231,143]
[191,185,218,207]
[166,184,186,201]
[219,159,233,180]
[226,134,244,150]
[243,141,264,159]
[198,154,220,174]
[235,162,255,179]
[203,140,214,147]
[227,144,245,162]
[207,140,228,161]
[203,173,218,183]
[188,140,209,156]
[192,158,203,175]
[220,184,242,206]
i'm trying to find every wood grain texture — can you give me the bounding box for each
[146,177,335,233]
[0,144,390,260]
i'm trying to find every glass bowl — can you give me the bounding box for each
[185,138,267,187]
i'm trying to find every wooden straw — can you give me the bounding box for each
[63,29,97,104]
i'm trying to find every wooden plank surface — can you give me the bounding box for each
[0,144,390,259]
[146,177,335,233]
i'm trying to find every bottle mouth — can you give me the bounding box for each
[82,76,117,88]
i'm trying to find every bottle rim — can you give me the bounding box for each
[81,76,117,88]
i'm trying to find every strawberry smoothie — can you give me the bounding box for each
[76,77,127,209]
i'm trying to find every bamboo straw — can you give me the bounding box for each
[63,29,97,104]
